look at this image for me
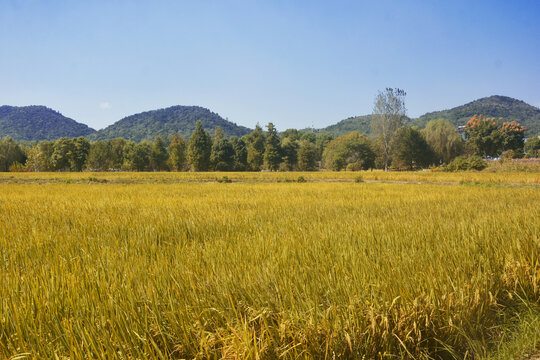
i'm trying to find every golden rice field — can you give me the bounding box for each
[1,172,539,359]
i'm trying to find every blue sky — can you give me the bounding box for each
[1,0,539,130]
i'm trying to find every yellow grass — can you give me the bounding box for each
[0,172,539,359]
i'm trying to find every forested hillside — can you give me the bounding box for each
[0,105,96,141]
[90,106,251,142]
[411,96,540,135]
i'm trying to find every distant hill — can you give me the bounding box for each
[307,115,410,137]
[411,95,540,136]
[313,96,540,137]
[91,105,251,142]
[0,105,96,141]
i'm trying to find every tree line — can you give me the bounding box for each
[1,89,539,172]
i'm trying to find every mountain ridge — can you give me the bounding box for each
[89,105,251,142]
[0,105,96,141]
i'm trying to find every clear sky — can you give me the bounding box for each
[1,0,539,131]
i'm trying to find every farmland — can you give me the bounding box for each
[1,172,539,359]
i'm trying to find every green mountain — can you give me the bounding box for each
[314,96,540,137]
[411,95,540,136]
[0,105,96,141]
[91,105,251,142]
[308,115,411,137]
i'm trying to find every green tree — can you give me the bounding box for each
[150,136,169,171]
[321,132,375,171]
[464,115,503,157]
[231,137,248,171]
[281,137,299,170]
[246,125,265,171]
[264,123,282,171]
[168,134,187,171]
[500,121,526,154]
[51,138,73,171]
[315,132,333,161]
[70,137,90,171]
[109,138,127,170]
[187,120,212,171]
[124,141,151,171]
[87,141,111,171]
[297,141,318,171]
[37,141,54,171]
[422,119,464,164]
[0,137,27,172]
[524,137,540,158]
[391,127,434,170]
[210,127,235,171]
[371,88,407,170]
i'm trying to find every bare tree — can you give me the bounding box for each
[371,88,407,170]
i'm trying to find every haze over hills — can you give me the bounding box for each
[0,105,96,141]
[89,106,252,142]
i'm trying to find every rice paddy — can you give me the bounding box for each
[0,172,539,359]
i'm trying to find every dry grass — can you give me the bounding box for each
[0,174,539,359]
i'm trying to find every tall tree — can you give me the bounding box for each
[70,137,90,171]
[124,141,151,171]
[87,141,111,171]
[391,127,434,170]
[500,121,526,154]
[264,123,282,171]
[422,119,464,164]
[109,138,127,170]
[464,115,503,157]
[150,136,169,171]
[210,127,235,171]
[168,134,187,171]
[371,88,407,170]
[51,138,73,171]
[297,141,319,171]
[187,120,212,171]
[281,137,299,170]
[231,137,248,171]
[246,124,265,171]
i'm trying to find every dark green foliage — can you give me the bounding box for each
[412,96,540,136]
[123,141,151,171]
[390,127,435,170]
[0,105,96,141]
[444,156,487,171]
[246,125,265,171]
[150,137,169,171]
[322,132,375,171]
[187,121,212,171]
[230,137,248,171]
[91,106,251,142]
[168,134,187,171]
[70,137,91,171]
[264,123,282,171]
[0,137,27,171]
[297,141,318,171]
[281,137,299,170]
[210,127,235,171]
[51,138,73,171]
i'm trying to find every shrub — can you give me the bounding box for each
[444,156,487,171]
